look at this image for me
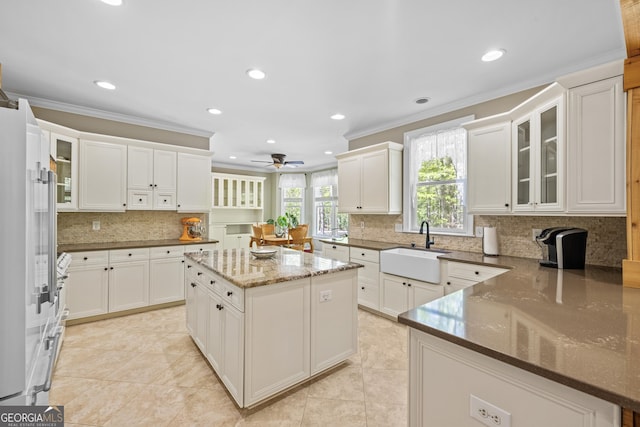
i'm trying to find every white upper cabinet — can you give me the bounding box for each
[211,173,265,209]
[511,84,565,213]
[566,76,625,214]
[463,114,511,214]
[37,120,80,211]
[127,146,177,210]
[79,139,128,211]
[177,152,212,212]
[336,141,402,214]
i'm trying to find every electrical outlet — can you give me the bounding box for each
[470,395,511,427]
[92,220,101,231]
[532,228,542,241]
[475,226,484,237]
[319,290,332,302]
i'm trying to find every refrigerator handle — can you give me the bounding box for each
[47,170,57,304]
[30,326,62,403]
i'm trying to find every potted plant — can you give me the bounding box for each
[268,213,299,237]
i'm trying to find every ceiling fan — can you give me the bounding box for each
[251,153,304,169]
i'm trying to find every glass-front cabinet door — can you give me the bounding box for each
[51,133,78,211]
[511,96,563,212]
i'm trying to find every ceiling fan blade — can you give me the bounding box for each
[284,160,304,165]
[251,160,274,163]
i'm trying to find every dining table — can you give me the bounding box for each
[261,234,314,253]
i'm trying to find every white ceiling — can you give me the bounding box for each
[0,0,627,173]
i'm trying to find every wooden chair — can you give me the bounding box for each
[261,223,275,237]
[288,224,311,252]
[249,224,263,248]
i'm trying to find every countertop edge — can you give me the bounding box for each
[398,313,637,411]
[59,239,219,252]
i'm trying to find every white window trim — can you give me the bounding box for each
[402,115,474,236]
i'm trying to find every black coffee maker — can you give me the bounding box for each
[536,227,588,269]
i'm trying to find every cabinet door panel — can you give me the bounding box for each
[337,157,361,213]
[128,146,153,190]
[108,261,149,312]
[66,266,109,319]
[380,275,409,318]
[153,150,177,192]
[80,140,127,211]
[150,257,185,304]
[221,304,244,405]
[177,152,211,212]
[567,76,625,213]
[467,123,511,213]
[360,150,389,213]
[411,282,444,308]
[51,132,79,211]
[206,290,223,373]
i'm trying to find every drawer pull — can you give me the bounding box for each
[475,271,479,275]
[83,257,88,261]
[191,282,196,288]
[128,253,132,257]
[149,184,153,187]
[361,253,365,256]
[361,286,365,290]
[447,281,451,285]
[227,291,233,296]
[104,267,108,271]
[210,280,216,285]
[187,265,192,269]
[138,198,142,202]
[166,250,171,254]
[407,283,412,287]
[197,272,203,276]
[110,267,114,270]
[332,245,337,249]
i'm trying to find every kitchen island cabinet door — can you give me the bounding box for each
[244,278,310,407]
[206,289,223,373]
[220,301,244,406]
[380,274,410,318]
[310,270,358,375]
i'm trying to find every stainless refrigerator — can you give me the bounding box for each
[0,98,62,405]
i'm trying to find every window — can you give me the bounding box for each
[403,116,473,235]
[311,169,348,238]
[279,173,306,223]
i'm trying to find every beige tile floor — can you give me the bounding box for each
[50,306,408,426]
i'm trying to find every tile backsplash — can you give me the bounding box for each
[349,214,626,268]
[58,211,207,244]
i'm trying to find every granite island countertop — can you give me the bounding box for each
[185,246,363,289]
[398,257,640,412]
[58,238,219,253]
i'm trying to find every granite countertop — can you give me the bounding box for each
[185,246,363,289]
[397,257,640,412]
[58,238,219,253]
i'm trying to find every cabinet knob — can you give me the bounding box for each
[128,253,132,257]
[187,265,192,269]
[227,291,233,296]
[446,281,451,285]
[191,282,196,288]
[361,253,365,256]
[110,267,114,270]
[407,283,412,287]
[104,267,108,271]
[154,184,157,188]
[177,204,181,208]
[83,257,88,261]
[123,203,127,207]
[197,272,203,276]
[138,198,142,202]
[181,260,184,263]
[361,286,365,290]
[163,199,167,203]
[505,203,509,207]
[402,282,406,286]
[149,184,153,187]
[475,271,479,275]
[167,250,170,254]
[332,245,337,249]
[210,280,215,285]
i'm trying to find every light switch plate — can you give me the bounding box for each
[92,220,100,231]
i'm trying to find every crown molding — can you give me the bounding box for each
[344,49,626,141]
[6,91,214,138]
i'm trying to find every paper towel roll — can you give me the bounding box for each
[483,227,499,256]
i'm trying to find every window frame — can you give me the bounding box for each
[280,186,305,224]
[312,184,348,238]
[402,115,474,236]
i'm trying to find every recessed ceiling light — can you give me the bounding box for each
[229,155,237,160]
[100,0,123,5]
[247,68,266,80]
[94,80,116,90]
[266,139,276,144]
[330,113,345,120]
[415,97,430,105]
[207,108,222,115]
[324,151,333,155]
[481,49,506,62]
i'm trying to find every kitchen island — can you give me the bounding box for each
[398,256,638,427]
[184,246,361,408]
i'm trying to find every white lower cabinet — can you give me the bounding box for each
[66,251,109,320]
[381,273,444,318]
[149,246,185,304]
[322,243,350,262]
[441,260,509,295]
[409,328,619,427]
[186,264,357,408]
[350,247,380,311]
[108,259,150,312]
